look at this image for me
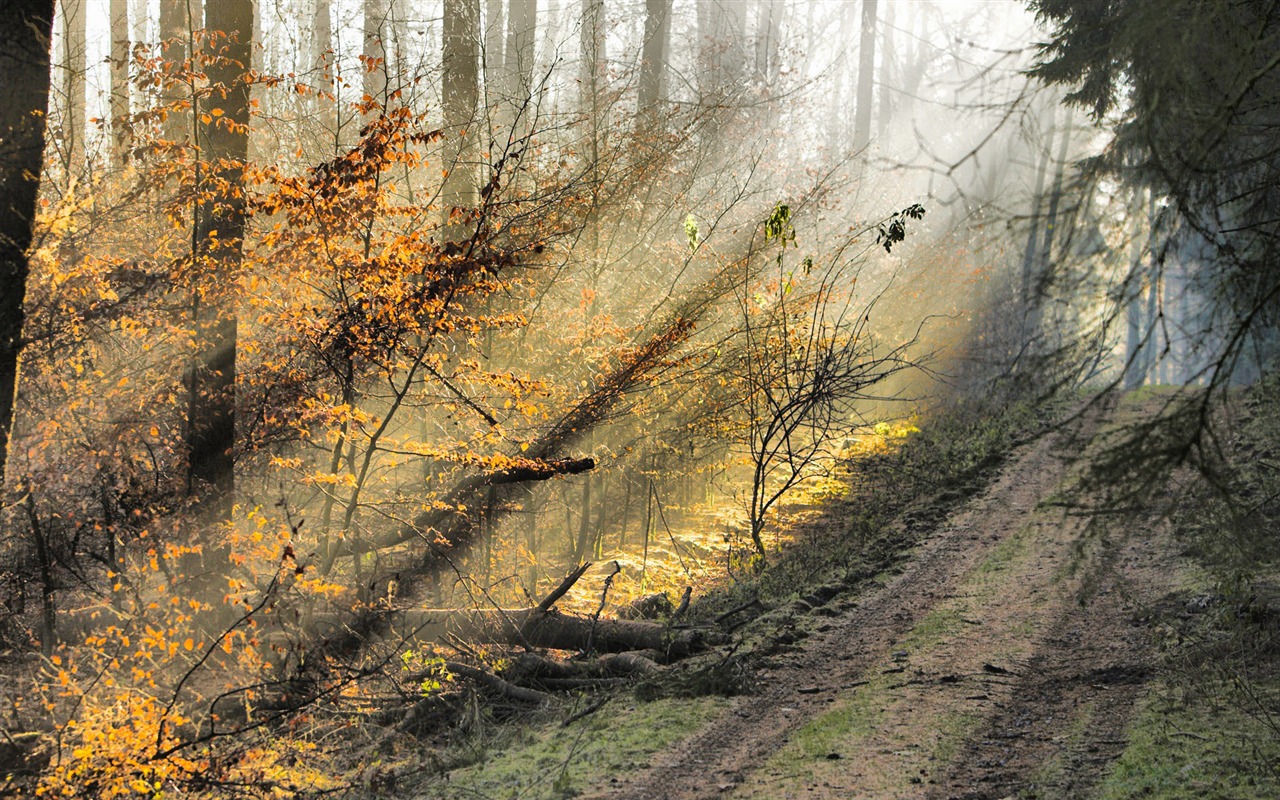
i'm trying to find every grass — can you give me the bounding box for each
[413,696,728,799]
[1094,686,1280,800]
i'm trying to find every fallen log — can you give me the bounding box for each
[393,606,712,658]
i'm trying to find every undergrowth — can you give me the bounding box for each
[694,394,1046,620]
[373,392,1051,797]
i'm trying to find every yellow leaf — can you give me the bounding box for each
[184,638,195,651]
[149,425,160,437]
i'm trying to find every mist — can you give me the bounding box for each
[5,0,1249,794]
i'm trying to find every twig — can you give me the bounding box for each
[586,561,622,655]
[562,695,610,727]
[673,587,692,619]
[536,562,592,613]
[715,597,762,625]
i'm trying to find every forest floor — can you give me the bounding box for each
[411,392,1279,800]
[581,398,1174,800]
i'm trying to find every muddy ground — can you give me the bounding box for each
[580,403,1182,800]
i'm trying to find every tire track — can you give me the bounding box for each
[588,408,1109,800]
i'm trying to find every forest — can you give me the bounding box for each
[0,0,1277,797]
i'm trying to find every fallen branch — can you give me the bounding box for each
[394,606,714,658]
[562,696,610,727]
[715,597,762,626]
[673,587,692,619]
[442,661,550,705]
[537,563,592,613]
[486,457,595,486]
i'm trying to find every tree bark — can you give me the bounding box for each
[1123,187,1148,390]
[159,0,197,144]
[638,0,671,123]
[484,0,505,75]
[110,0,130,165]
[393,605,708,657]
[312,0,332,74]
[58,0,86,179]
[877,0,894,137]
[363,0,389,103]
[0,0,56,484]
[1021,99,1056,308]
[186,0,251,520]
[443,0,480,234]
[1038,104,1075,272]
[854,0,877,154]
[754,0,781,89]
[505,0,536,104]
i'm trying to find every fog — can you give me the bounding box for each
[12,0,1118,617]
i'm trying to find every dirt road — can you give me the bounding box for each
[587,404,1178,800]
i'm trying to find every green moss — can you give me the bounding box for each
[419,696,727,799]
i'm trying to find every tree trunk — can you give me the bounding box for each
[1123,186,1148,390]
[1038,104,1075,272]
[877,0,894,137]
[484,0,505,76]
[754,0,781,89]
[186,0,252,520]
[442,0,481,233]
[129,0,146,42]
[311,0,336,133]
[159,0,197,144]
[0,0,56,484]
[573,472,593,562]
[60,0,86,179]
[505,0,536,95]
[853,0,877,154]
[312,0,332,74]
[1021,101,1056,309]
[110,0,130,165]
[363,0,389,104]
[579,0,604,277]
[638,0,671,124]
[827,2,852,153]
[618,470,632,548]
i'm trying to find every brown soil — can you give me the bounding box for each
[584,403,1180,800]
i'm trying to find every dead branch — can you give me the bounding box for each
[536,562,592,613]
[441,661,550,704]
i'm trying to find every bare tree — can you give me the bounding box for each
[737,203,918,558]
